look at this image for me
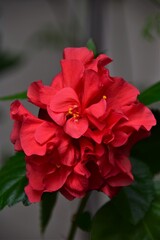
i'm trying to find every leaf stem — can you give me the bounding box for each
[67,193,90,240]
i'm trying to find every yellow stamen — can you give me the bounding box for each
[68,107,73,114]
[67,106,80,121]
[73,113,79,118]
[103,95,107,100]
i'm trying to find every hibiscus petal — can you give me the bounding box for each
[106,78,140,108]
[20,117,48,156]
[60,147,77,166]
[25,185,43,203]
[64,117,88,138]
[121,103,156,131]
[62,173,89,198]
[51,73,63,89]
[45,166,71,191]
[10,121,22,151]
[10,100,35,152]
[82,70,101,108]
[47,107,66,126]
[26,162,45,190]
[34,121,57,145]
[61,59,84,89]
[85,129,104,144]
[86,54,112,72]
[85,99,107,130]
[63,47,94,63]
[111,130,129,147]
[10,100,31,120]
[86,99,107,118]
[50,87,80,113]
[107,171,133,187]
[27,80,55,108]
[101,185,120,198]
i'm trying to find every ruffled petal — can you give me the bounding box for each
[10,100,34,151]
[106,77,140,108]
[86,54,112,72]
[45,166,71,191]
[62,172,89,198]
[27,80,55,108]
[63,47,94,63]
[121,103,156,131]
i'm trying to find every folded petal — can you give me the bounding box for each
[34,121,58,145]
[86,99,107,119]
[64,117,88,138]
[62,172,89,198]
[47,107,66,126]
[20,117,54,156]
[85,98,107,130]
[25,185,43,203]
[50,87,80,113]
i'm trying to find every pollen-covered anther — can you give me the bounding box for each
[103,95,107,100]
[68,107,73,115]
[73,113,79,118]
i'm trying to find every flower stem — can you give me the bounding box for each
[67,193,90,240]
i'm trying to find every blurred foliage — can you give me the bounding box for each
[151,0,160,6]
[142,13,160,40]
[142,0,160,40]
[0,50,22,75]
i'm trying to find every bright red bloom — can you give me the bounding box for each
[10,47,156,203]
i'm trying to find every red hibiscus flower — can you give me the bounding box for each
[10,47,156,203]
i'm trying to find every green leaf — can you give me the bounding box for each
[76,211,92,232]
[40,192,58,234]
[113,158,154,225]
[86,39,97,57]
[0,91,27,101]
[0,152,29,210]
[131,109,160,175]
[138,81,160,105]
[91,181,160,240]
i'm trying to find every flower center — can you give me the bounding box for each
[67,105,80,122]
